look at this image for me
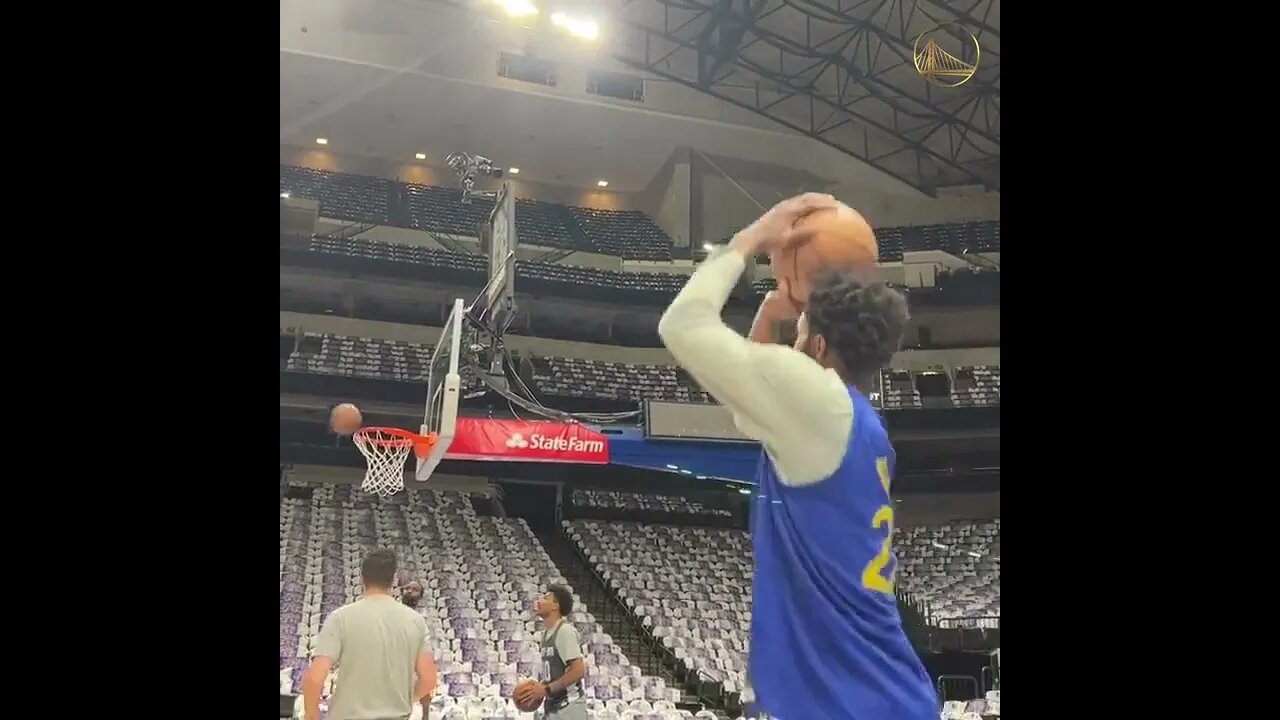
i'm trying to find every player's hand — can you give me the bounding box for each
[517,682,547,704]
[761,278,801,319]
[730,193,839,257]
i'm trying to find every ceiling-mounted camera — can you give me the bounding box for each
[447,152,505,203]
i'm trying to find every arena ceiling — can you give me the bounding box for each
[615,0,1000,193]
[281,50,838,193]
[280,0,998,195]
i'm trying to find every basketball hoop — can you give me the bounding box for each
[352,427,437,496]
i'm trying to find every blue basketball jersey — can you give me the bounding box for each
[748,387,937,720]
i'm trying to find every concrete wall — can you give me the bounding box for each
[635,149,692,251]
[283,145,633,210]
[285,144,999,247]
[688,151,1000,246]
[281,311,998,369]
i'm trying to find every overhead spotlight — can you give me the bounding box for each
[508,167,520,174]
[702,243,713,251]
[315,137,329,145]
[738,488,753,495]
[501,0,538,17]
[280,192,290,199]
[551,11,599,40]
[596,180,609,187]
[415,152,427,160]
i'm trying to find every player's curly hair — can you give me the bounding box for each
[546,584,575,616]
[805,269,909,378]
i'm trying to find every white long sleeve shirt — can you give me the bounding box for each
[657,249,854,487]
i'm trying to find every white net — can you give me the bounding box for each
[352,428,413,496]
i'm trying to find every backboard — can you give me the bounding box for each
[469,181,518,332]
[419,298,465,480]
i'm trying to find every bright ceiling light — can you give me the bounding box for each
[702,243,713,251]
[315,137,328,145]
[596,180,609,187]
[502,0,538,17]
[508,167,520,174]
[280,192,290,199]
[551,11,599,40]
[414,152,427,160]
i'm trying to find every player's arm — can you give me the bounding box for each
[748,278,800,345]
[546,625,587,695]
[413,619,437,706]
[414,649,437,704]
[304,612,342,720]
[659,196,852,486]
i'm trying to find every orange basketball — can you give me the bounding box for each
[329,403,363,435]
[770,202,877,307]
[512,680,542,712]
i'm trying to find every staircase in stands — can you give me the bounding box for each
[535,528,730,720]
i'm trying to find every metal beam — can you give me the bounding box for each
[617,32,941,192]
[625,0,998,190]
[669,0,999,154]
[622,19,992,189]
[789,0,1000,97]
[918,0,999,38]
[697,0,769,85]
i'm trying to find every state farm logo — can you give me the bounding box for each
[504,431,604,454]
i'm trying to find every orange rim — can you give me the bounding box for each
[353,426,438,461]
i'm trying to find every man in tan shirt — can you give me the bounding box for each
[302,549,438,720]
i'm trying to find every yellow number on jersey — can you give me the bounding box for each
[860,457,896,594]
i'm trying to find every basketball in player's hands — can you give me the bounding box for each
[330,403,363,435]
[770,201,877,308]
[513,680,543,711]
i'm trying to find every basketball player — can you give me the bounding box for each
[303,549,438,720]
[400,580,423,609]
[515,584,587,719]
[658,194,937,720]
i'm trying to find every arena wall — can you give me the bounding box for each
[633,148,1001,248]
[284,465,995,525]
[635,151,692,251]
[285,144,998,252]
[281,311,999,369]
[896,492,1000,526]
[315,219,974,286]
[697,157,1000,243]
[314,219,625,271]
[282,145,632,211]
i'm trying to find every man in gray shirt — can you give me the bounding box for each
[516,584,588,720]
[302,549,437,720]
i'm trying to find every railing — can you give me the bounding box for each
[937,616,1000,629]
[323,221,376,240]
[935,675,979,703]
[981,665,997,694]
[560,526,718,708]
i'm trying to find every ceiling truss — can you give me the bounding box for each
[615,0,1000,195]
